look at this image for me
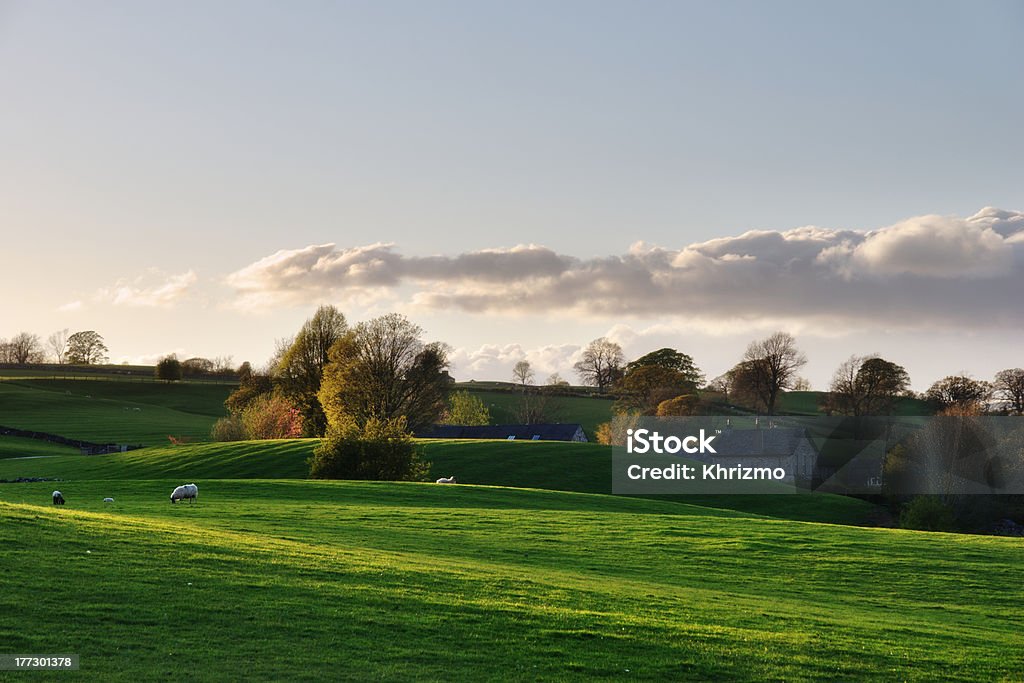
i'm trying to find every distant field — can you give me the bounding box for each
[0,381,224,445]
[0,435,80,459]
[776,391,933,416]
[0,480,1020,680]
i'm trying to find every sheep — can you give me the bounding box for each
[435,476,457,484]
[170,483,199,504]
[103,497,114,503]
[52,490,65,505]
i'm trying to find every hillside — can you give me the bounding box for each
[0,439,877,525]
[0,380,229,445]
[1,480,1020,680]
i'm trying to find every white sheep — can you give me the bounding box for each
[52,490,65,505]
[435,476,457,484]
[170,483,198,504]
[103,497,114,503]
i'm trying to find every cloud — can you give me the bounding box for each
[96,271,198,308]
[224,208,1024,330]
[56,300,84,313]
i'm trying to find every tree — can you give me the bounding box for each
[65,331,108,365]
[826,355,910,416]
[181,357,215,377]
[993,368,1024,415]
[624,348,704,388]
[573,338,625,393]
[546,373,569,387]
[656,394,699,416]
[236,361,254,385]
[614,365,698,415]
[924,375,992,413]
[155,354,183,382]
[512,360,534,388]
[309,416,430,481]
[441,391,490,426]
[4,332,44,364]
[275,305,349,436]
[514,389,560,424]
[47,329,69,364]
[736,332,807,415]
[318,313,450,432]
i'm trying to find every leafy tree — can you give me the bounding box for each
[224,371,274,416]
[624,348,704,388]
[309,416,430,481]
[924,375,991,412]
[276,305,349,436]
[512,360,534,388]
[155,355,183,382]
[826,355,910,416]
[573,337,625,393]
[318,313,450,432]
[441,391,490,426]
[614,365,697,415]
[236,361,254,385]
[181,357,215,377]
[656,394,699,416]
[993,368,1024,415]
[735,332,807,415]
[65,331,108,365]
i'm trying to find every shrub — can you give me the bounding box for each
[309,417,430,481]
[900,496,956,532]
[240,393,303,440]
[210,416,246,442]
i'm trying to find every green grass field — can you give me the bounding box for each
[462,389,615,438]
[0,380,228,445]
[1,378,1009,680]
[1,479,1021,680]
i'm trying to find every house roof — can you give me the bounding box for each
[416,423,585,441]
[710,428,815,457]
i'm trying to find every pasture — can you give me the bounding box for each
[1,479,1021,680]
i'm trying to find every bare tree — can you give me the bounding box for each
[993,368,1024,414]
[573,338,625,393]
[546,373,568,387]
[47,329,70,364]
[738,332,807,415]
[512,360,534,388]
[6,332,44,364]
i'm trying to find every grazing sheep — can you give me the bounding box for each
[435,476,457,484]
[52,490,65,505]
[103,497,114,503]
[170,483,199,504]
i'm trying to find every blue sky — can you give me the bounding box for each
[2,1,1023,389]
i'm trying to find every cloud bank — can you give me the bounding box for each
[225,208,1024,330]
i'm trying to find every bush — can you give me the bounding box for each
[900,496,957,532]
[309,417,430,481]
[240,393,303,440]
[210,416,246,442]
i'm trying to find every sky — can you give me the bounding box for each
[2,0,1023,390]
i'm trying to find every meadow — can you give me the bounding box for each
[0,377,1017,680]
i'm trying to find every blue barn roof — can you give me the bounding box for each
[416,423,587,442]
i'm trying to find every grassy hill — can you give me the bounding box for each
[0,479,1020,680]
[0,435,80,459]
[0,380,229,445]
[459,388,615,439]
[0,439,877,525]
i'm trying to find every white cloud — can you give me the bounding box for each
[224,208,1024,330]
[56,300,84,313]
[96,271,198,308]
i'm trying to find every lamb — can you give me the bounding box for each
[52,490,65,505]
[170,483,199,504]
[435,476,457,484]
[103,497,114,503]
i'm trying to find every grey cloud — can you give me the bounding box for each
[225,208,1024,329]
